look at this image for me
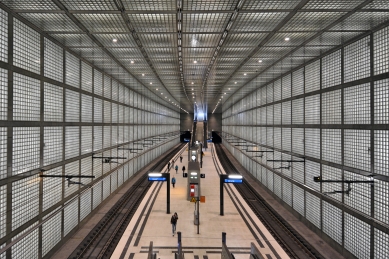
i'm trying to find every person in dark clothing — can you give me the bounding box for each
[175,165,178,174]
[172,176,176,188]
[167,161,170,170]
[180,156,183,163]
[171,212,178,236]
[182,165,185,175]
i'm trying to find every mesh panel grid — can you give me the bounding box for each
[12,127,40,175]
[0,9,7,62]
[13,19,40,74]
[282,74,291,99]
[13,73,40,121]
[65,89,80,122]
[322,49,341,88]
[64,161,79,198]
[322,89,341,124]
[44,82,63,122]
[0,185,5,239]
[344,130,371,171]
[305,192,321,229]
[305,128,320,159]
[322,129,341,164]
[344,213,370,259]
[293,184,305,216]
[322,201,342,244]
[344,36,370,83]
[80,190,91,221]
[292,128,304,155]
[282,101,291,125]
[65,126,80,160]
[42,167,62,212]
[375,228,389,259]
[12,175,39,230]
[305,60,320,93]
[374,78,389,124]
[64,198,78,236]
[0,128,6,180]
[292,98,304,124]
[292,68,304,96]
[344,171,371,216]
[93,182,102,210]
[43,127,63,166]
[305,95,320,124]
[81,126,92,155]
[344,83,371,124]
[11,226,39,259]
[282,180,293,206]
[81,62,93,92]
[375,130,389,176]
[44,38,63,82]
[81,94,93,123]
[374,26,389,75]
[305,160,320,191]
[65,52,80,88]
[42,212,61,257]
[94,70,103,96]
[94,98,103,123]
[0,68,6,121]
[374,180,388,225]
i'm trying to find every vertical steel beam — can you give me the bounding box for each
[38,33,44,259]
[340,45,345,248]
[6,12,13,259]
[369,32,375,259]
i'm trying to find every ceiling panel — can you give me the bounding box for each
[74,14,128,33]
[183,13,230,33]
[242,0,301,10]
[127,14,176,32]
[122,0,176,11]
[231,13,289,32]
[19,13,82,32]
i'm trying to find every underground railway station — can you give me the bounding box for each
[0,1,388,259]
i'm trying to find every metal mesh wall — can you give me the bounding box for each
[0,7,180,258]
[222,24,389,259]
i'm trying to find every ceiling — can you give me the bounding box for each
[1,0,389,115]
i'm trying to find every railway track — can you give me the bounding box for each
[214,143,323,259]
[68,144,185,259]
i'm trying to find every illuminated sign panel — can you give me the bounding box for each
[148,177,166,181]
[224,179,243,183]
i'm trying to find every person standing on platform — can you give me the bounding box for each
[175,165,178,174]
[172,176,176,188]
[180,156,183,163]
[182,165,186,175]
[167,161,171,170]
[171,212,178,236]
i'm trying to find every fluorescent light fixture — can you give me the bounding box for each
[191,172,197,175]
[228,174,243,179]
[112,38,117,42]
[149,173,162,177]
[285,37,290,41]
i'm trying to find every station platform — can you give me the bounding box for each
[110,143,287,259]
[52,143,344,259]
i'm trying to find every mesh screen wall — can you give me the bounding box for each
[0,7,180,258]
[222,25,389,258]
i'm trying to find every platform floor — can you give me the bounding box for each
[111,144,288,259]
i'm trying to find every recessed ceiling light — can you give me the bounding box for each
[191,82,194,84]
[193,96,195,98]
[150,82,153,85]
[161,93,163,95]
[192,93,194,95]
[228,88,230,90]
[258,60,262,63]
[244,73,247,75]
[142,73,145,76]
[131,60,134,64]
[192,88,194,90]
[156,88,158,90]
[193,60,197,63]
[224,93,226,94]
[112,38,117,43]
[234,82,237,84]
[285,37,290,41]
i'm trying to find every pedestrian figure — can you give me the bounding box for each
[171,160,174,167]
[180,156,183,163]
[167,161,170,170]
[182,165,186,175]
[171,212,178,236]
[172,176,176,188]
[175,165,178,174]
